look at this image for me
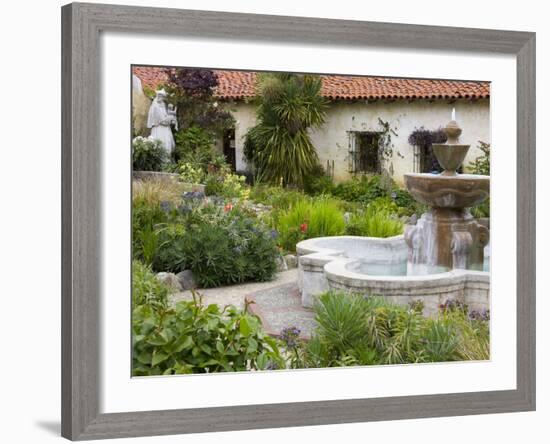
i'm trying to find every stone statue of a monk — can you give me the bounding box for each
[147,89,176,155]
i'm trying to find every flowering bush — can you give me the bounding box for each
[178,162,205,184]
[205,170,250,200]
[132,136,168,171]
[146,202,278,287]
[180,207,278,287]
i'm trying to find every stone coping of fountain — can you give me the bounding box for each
[325,258,489,293]
[297,235,490,315]
[297,235,406,269]
[404,173,490,209]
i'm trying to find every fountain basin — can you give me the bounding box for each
[404,173,489,208]
[297,235,489,316]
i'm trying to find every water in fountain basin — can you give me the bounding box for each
[346,256,489,277]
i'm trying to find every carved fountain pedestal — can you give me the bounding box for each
[404,120,490,275]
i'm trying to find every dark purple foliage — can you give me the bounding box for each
[469,309,490,322]
[166,68,219,97]
[408,127,447,147]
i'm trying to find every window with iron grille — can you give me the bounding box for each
[348,131,382,174]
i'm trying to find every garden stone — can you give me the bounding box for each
[177,269,197,290]
[276,255,288,272]
[284,254,298,269]
[156,272,182,292]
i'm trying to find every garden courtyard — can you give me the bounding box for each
[131,67,491,376]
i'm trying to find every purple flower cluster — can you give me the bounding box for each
[280,326,301,349]
[182,191,205,201]
[469,309,490,322]
[159,200,173,213]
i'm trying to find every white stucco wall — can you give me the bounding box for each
[222,101,257,172]
[225,98,490,185]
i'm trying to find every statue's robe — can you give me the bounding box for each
[147,98,176,155]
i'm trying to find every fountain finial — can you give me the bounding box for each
[431,120,469,176]
[444,119,462,145]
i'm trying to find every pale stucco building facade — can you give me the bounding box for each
[225,98,490,185]
[132,67,490,185]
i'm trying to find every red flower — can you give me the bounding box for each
[300,223,308,233]
[224,203,233,212]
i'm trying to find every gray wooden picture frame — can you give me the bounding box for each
[61,2,536,440]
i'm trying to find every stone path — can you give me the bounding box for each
[169,269,316,339]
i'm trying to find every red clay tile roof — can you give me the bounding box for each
[132,66,489,101]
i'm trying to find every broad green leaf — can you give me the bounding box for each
[151,351,169,366]
[239,317,251,336]
[247,338,258,354]
[174,335,194,352]
[147,334,168,346]
[136,352,152,365]
[256,352,268,370]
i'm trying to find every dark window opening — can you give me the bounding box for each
[223,128,236,171]
[350,131,382,174]
[415,144,463,174]
[417,144,442,173]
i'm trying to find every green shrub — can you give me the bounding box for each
[205,171,250,200]
[178,162,205,184]
[345,206,403,238]
[183,210,278,287]
[132,260,168,309]
[390,189,421,216]
[470,200,490,218]
[133,294,285,375]
[150,205,278,287]
[331,175,387,204]
[249,185,306,211]
[303,164,334,196]
[132,198,168,264]
[132,136,168,171]
[151,223,187,272]
[174,126,214,163]
[468,141,490,176]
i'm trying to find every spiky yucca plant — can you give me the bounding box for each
[244,73,328,187]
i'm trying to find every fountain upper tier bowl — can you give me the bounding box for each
[404,173,489,208]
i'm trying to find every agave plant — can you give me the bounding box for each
[244,73,328,187]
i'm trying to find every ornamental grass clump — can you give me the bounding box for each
[291,292,490,369]
[345,206,404,238]
[276,198,345,251]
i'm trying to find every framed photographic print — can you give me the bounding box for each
[61,2,536,440]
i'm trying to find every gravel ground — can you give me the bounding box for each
[169,269,299,309]
[169,268,316,338]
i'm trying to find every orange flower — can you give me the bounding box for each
[224,203,233,212]
[300,223,308,233]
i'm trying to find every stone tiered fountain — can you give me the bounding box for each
[404,118,490,274]
[297,113,491,315]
